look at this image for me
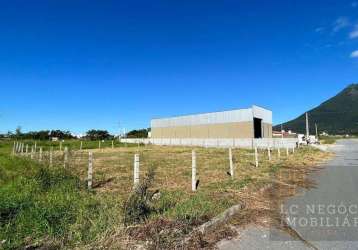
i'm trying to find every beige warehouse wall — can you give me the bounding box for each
[152,121,261,138]
[262,122,272,138]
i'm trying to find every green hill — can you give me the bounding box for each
[274,84,358,135]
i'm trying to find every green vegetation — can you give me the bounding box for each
[126,128,150,138]
[0,139,331,249]
[0,143,122,249]
[319,136,337,144]
[275,83,358,135]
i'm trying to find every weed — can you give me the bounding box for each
[123,166,159,225]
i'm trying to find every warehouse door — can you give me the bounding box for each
[253,118,262,138]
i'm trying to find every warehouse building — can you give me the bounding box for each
[151,105,272,139]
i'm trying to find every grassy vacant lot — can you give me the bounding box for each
[319,136,337,144]
[0,140,330,249]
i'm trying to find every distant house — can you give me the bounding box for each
[273,130,297,138]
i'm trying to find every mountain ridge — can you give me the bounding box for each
[274,84,358,135]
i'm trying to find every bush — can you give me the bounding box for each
[123,167,158,225]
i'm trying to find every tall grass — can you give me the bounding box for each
[0,148,122,249]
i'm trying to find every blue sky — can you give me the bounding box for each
[1,0,358,135]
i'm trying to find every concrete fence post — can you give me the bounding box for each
[112,140,114,149]
[286,146,289,157]
[133,154,140,187]
[25,144,28,156]
[60,141,62,151]
[292,147,295,153]
[12,141,16,155]
[229,148,234,178]
[50,147,53,167]
[64,147,68,168]
[88,152,93,189]
[34,141,37,153]
[192,150,197,191]
[80,141,83,151]
[268,147,271,161]
[254,147,259,167]
[31,146,34,159]
[20,143,24,156]
[277,147,281,159]
[98,141,101,150]
[39,147,43,162]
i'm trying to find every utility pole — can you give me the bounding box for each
[305,112,309,140]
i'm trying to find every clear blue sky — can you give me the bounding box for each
[1,0,358,135]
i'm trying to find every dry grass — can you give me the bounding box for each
[21,144,331,249]
[41,145,331,200]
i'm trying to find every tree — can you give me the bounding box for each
[15,126,22,138]
[85,130,112,140]
[126,129,149,138]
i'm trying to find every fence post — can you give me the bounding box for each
[268,147,271,161]
[254,147,259,167]
[60,141,62,151]
[25,144,28,156]
[192,150,197,191]
[50,147,53,167]
[31,146,34,159]
[277,147,281,159]
[12,141,16,155]
[20,143,24,156]
[98,141,101,150]
[112,140,114,149]
[34,141,37,153]
[88,152,93,189]
[39,147,43,162]
[80,141,83,151]
[286,146,289,157]
[133,154,140,187]
[292,147,295,153]
[63,147,68,168]
[229,148,234,178]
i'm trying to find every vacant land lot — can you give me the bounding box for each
[0,140,330,249]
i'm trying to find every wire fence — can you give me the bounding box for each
[11,141,298,196]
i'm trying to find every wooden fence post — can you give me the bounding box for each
[64,147,68,168]
[229,148,234,178]
[286,146,289,157]
[268,147,271,161]
[98,141,101,150]
[50,147,53,167]
[60,141,62,151]
[192,150,197,191]
[112,140,114,149]
[88,152,93,189]
[133,154,140,187]
[254,147,259,167]
[39,147,43,162]
[292,147,295,153]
